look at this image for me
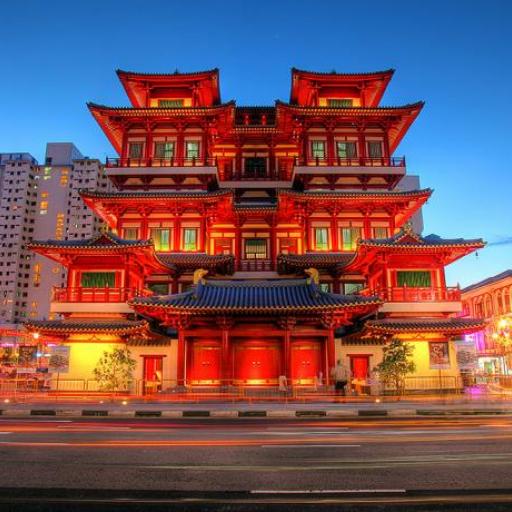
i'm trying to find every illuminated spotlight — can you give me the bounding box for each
[375,398,381,403]
[121,400,128,406]
[99,400,104,404]
[3,398,10,404]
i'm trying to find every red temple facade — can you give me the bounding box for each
[25,67,485,393]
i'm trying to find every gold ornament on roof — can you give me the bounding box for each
[305,267,320,285]
[193,268,209,285]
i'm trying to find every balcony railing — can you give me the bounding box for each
[106,157,218,168]
[360,286,461,302]
[52,287,153,303]
[294,156,406,167]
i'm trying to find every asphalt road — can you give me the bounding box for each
[1,415,512,510]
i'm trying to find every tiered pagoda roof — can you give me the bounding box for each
[27,233,170,273]
[80,189,233,229]
[345,225,485,270]
[157,253,234,275]
[365,317,486,336]
[24,319,148,336]
[130,278,381,316]
[87,101,233,154]
[116,68,221,108]
[290,68,395,107]
[277,252,355,275]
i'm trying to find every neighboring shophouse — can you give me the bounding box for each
[0,144,109,342]
[23,67,485,394]
[461,270,512,374]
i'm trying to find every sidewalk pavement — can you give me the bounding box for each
[3,393,512,418]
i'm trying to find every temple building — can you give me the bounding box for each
[23,67,485,393]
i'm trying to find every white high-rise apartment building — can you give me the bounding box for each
[0,143,109,337]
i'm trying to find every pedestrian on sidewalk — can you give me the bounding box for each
[331,360,350,396]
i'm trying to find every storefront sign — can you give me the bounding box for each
[17,345,38,373]
[48,346,70,373]
[455,337,477,371]
[429,341,450,369]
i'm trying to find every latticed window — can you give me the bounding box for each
[319,283,331,292]
[183,228,198,251]
[372,226,388,239]
[245,239,267,259]
[123,227,139,240]
[128,142,143,158]
[311,141,326,159]
[336,141,357,159]
[314,228,329,251]
[148,283,169,295]
[154,142,175,159]
[344,282,364,295]
[158,99,184,108]
[327,98,353,107]
[185,141,200,159]
[396,271,432,288]
[81,272,116,288]
[368,140,383,158]
[341,227,362,251]
[150,228,170,251]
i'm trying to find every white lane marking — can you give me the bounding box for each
[0,442,71,445]
[258,431,350,436]
[251,489,406,494]
[260,444,360,448]
[57,426,132,430]
[18,420,73,423]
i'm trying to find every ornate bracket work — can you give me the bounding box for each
[277,316,297,331]
[216,316,235,331]
[165,314,191,330]
[321,312,349,330]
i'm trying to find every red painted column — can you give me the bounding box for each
[325,326,336,384]
[279,317,296,383]
[176,126,185,165]
[174,217,181,252]
[330,210,338,251]
[176,329,186,386]
[327,127,335,166]
[218,317,233,386]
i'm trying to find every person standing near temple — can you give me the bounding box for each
[331,360,351,396]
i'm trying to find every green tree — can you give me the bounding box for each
[374,339,416,395]
[93,347,136,394]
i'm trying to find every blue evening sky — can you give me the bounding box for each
[1,0,510,287]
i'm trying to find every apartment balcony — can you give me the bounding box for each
[292,156,406,190]
[360,286,462,314]
[50,287,153,314]
[105,157,219,190]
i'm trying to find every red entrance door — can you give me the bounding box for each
[234,340,281,385]
[291,340,323,385]
[350,355,370,380]
[188,340,221,385]
[142,356,163,395]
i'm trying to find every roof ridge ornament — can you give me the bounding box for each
[304,267,320,285]
[193,268,209,285]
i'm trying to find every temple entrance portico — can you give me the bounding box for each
[131,277,382,388]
